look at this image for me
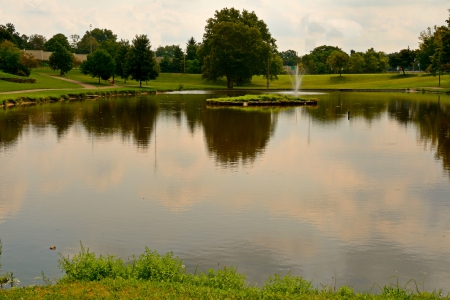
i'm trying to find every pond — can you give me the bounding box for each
[1,91,450,292]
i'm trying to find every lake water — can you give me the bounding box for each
[1,91,450,292]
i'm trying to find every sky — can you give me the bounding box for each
[1,0,449,55]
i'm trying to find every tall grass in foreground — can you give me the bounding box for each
[44,243,449,299]
[0,243,449,298]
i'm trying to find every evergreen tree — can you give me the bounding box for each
[125,35,159,87]
[49,41,73,75]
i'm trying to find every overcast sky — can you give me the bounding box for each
[1,0,449,54]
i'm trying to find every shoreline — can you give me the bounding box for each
[2,87,448,109]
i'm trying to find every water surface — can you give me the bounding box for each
[1,92,450,291]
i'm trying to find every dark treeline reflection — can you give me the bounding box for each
[305,92,450,177]
[81,97,158,148]
[0,98,159,150]
[1,93,450,174]
[202,107,276,166]
[305,92,388,123]
[388,96,450,176]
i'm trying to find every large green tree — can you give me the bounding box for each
[363,48,389,73]
[49,41,73,75]
[198,8,277,89]
[90,28,117,44]
[186,37,199,60]
[327,50,349,76]
[45,34,71,52]
[279,50,298,66]
[125,34,159,87]
[80,49,116,83]
[389,47,416,74]
[348,51,365,73]
[0,40,21,74]
[155,45,177,58]
[170,45,184,73]
[26,34,47,50]
[301,45,341,74]
[0,23,28,48]
[76,34,100,54]
[115,39,131,81]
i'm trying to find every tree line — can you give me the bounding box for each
[2,8,450,88]
[277,14,450,82]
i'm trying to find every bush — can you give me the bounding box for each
[261,273,316,298]
[16,63,30,77]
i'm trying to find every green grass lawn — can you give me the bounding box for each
[0,70,83,92]
[32,69,450,90]
[2,69,450,100]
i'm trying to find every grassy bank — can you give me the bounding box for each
[0,245,449,299]
[34,69,450,90]
[0,88,156,107]
[2,70,450,107]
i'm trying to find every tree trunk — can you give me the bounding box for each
[227,76,233,89]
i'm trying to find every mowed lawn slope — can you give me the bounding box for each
[0,70,83,92]
[38,69,450,90]
[2,69,450,95]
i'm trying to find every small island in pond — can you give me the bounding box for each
[206,94,318,106]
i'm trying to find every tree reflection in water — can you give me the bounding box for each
[1,93,450,176]
[202,107,276,167]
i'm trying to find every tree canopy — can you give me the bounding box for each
[27,34,47,50]
[389,47,416,74]
[80,49,116,83]
[0,40,21,74]
[45,34,71,52]
[279,50,298,66]
[198,8,277,89]
[327,50,349,76]
[49,41,73,75]
[125,34,159,87]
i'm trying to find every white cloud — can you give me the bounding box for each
[1,0,448,53]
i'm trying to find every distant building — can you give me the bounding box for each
[22,50,87,62]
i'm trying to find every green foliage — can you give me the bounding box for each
[211,94,317,103]
[155,45,178,58]
[0,26,15,45]
[186,59,201,74]
[44,33,71,52]
[0,40,21,74]
[21,52,39,69]
[301,45,342,74]
[90,28,117,44]
[327,50,350,76]
[49,41,73,75]
[115,39,130,80]
[80,49,116,83]
[279,49,299,66]
[75,34,100,54]
[125,34,159,87]
[26,34,46,50]
[186,37,199,61]
[59,243,128,281]
[261,273,316,297]
[348,52,365,73]
[0,23,28,48]
[159,56,171,73]
[198,7,277,89]
[389,47,416,74]
[16,63,30,77]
